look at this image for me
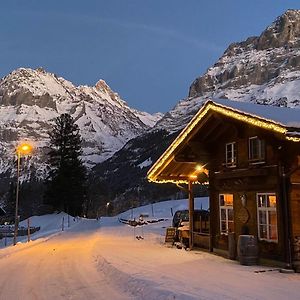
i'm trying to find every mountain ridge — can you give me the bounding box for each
[0,67,162,179]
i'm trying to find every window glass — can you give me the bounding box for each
[221,221,227,232]
[249,137,265,162]
[226,142,236,166]
[257,193,277,242]
[269,195,276,208]
[219,194,234,234]
[259,211,267,225]
[259,225,268,239]
[220,209,226,221]
[269,225,278,240]
[224,194,233,206]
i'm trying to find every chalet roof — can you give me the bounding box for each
[213,98,300,132]
[147,98,300,184]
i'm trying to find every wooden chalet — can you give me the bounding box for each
[147,99,300,268]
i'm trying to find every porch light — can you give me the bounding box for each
[195,165,203,171]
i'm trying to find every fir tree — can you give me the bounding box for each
[45,113,87,216]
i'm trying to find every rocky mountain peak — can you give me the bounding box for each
[156,10,300,133]
[95,79,110,91]
[94,79,120,102]
[257,9,300,50]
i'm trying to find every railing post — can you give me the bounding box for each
[188,180,194,250]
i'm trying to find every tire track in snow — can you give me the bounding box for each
[95,255,196,300]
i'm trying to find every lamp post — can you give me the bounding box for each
[106,202,110,216]
[13,142,33,246]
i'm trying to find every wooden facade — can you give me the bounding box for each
[148,99,300,268]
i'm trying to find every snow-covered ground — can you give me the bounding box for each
[0,198,299,299]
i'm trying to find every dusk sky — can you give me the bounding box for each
[1,1,300,113]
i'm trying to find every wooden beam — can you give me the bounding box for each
[197,117,222,142]
[157,175,191,181]
[189,181,194,250]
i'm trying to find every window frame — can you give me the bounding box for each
[248,136,265,163]
[219,194,234,235]
[225,142,237,167]
[256,193,278,242]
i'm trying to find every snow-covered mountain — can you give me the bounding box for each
[0,67,162,177]
[156,9,300,132]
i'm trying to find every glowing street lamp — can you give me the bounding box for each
[106,202,110,216]
[13,142,33,246]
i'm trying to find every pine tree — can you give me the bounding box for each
[45,113,87,216]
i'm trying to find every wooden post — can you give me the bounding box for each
[281,165,293,268]
[27,218,30,242]
[188,181,194,250]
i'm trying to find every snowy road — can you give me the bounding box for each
[0,199,300,299]
[0,221,131,300]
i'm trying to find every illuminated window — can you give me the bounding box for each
[225,142,237,167]
[249,136,265,162]
[257,193,278,242]
[219,194,234,234]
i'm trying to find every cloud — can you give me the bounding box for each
[4,7,223,53]
[90,16,223,52]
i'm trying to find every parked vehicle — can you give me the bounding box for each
[172,210,189,228]
[172,209,210,234]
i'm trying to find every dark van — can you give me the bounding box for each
[172,209,210,234]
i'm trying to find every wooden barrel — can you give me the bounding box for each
[237,235,258,265]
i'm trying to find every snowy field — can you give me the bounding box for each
[0,197,299,299]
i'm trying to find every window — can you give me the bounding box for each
[194,210,210,234]
[225,142,237,167]
[249,136,265,162]
[219,194,234,234]
[257,193,278,242]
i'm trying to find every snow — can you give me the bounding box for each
[212,98,300,128]
[0,197,299,299]
[137,157,152,169]
[133,109,164,128]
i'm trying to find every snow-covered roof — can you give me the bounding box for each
[212,98,300,130]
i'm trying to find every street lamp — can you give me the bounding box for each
[106,202,110,216]
[13,142,33,246]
